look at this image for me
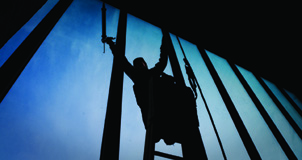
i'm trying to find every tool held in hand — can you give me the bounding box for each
[101,3,115,53]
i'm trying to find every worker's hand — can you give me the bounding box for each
[160,40,169,53]
[160,33,170,53]
[102,37,116,45]
[102,37,117,55]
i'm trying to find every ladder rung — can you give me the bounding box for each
[154,151,183,160]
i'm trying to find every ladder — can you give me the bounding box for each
[143,123,207,160]
[143,123,184,160]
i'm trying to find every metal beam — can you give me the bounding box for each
[162,30,185,86]
[197,46,261,159]
[177,36,225,160]
[229,63,297,159]
[99,10,127,160]
[0,0,47,48]
[164,32,207,160]
[256,76,302,140]
[154,151,183,160]
[278,87,302,118]
[0,0,73,103]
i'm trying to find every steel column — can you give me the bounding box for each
[99,10,127,160]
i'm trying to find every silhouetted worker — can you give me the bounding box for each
[103,35,207,159]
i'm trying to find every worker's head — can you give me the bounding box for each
[133,57,148,70]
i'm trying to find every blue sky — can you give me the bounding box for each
[0,0,114,159]
[0,0,302,159]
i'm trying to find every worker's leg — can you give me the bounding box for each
[181,127,207,160]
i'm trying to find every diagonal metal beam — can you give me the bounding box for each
[229,63,297,160]
[197,46,261,159]
[256,76,302,140]
[0,0,73,103]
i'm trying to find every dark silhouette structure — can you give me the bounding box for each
[0,0,73,103]
[99,9,127,160]
[102,0,302,102]
[2,1,300,160]
[103,34,207,159]
[0,0,47,48]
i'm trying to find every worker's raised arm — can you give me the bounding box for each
[150,35,169,74]
[103,38,137,82]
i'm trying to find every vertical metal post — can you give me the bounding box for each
[161,30,185,86]
[161,32,207,159]
[0,0,73,103]
[256,76,302,140]
[197,46,261,159]
[229,62,297,159]
[99,10,127,160]
[143,30,185,160]
[177,36,226,160]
